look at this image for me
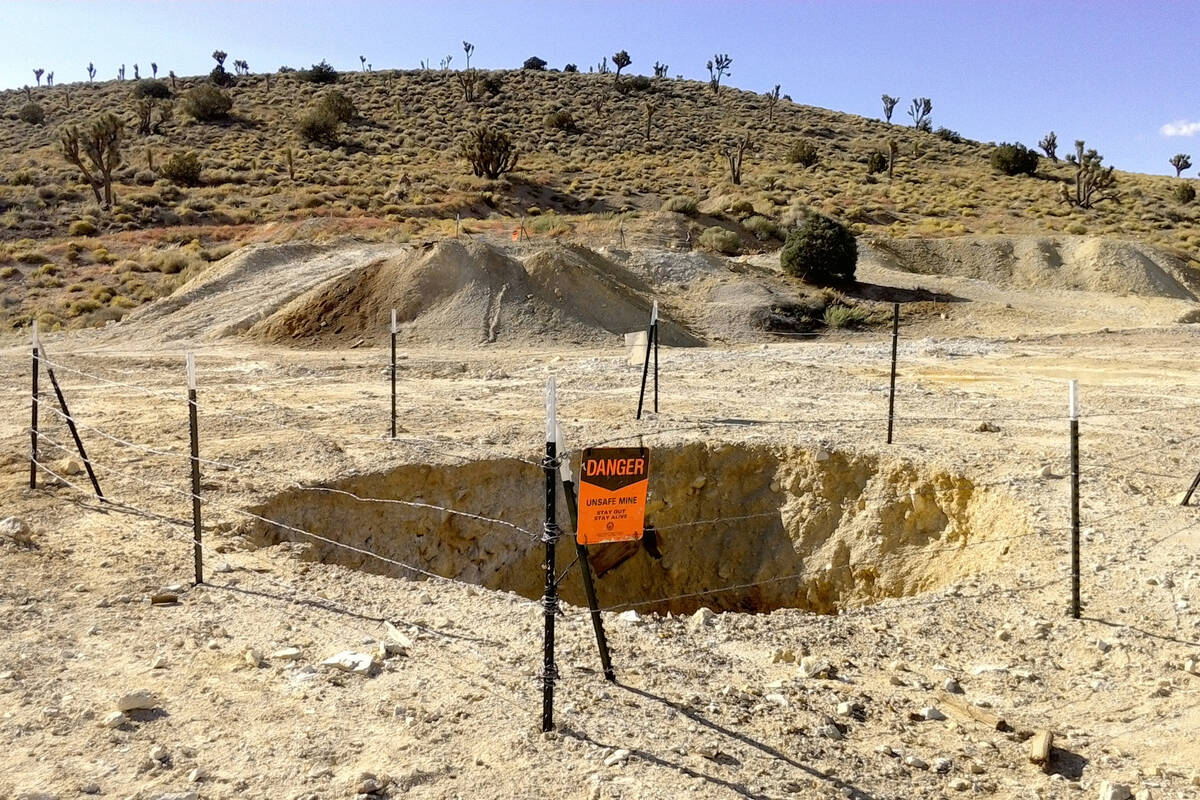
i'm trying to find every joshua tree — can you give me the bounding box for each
[461,126,518,179]
[1064,140,1117,208]
[234,59,249,75]
[134,96,172,135]
[594,57,609,74]
[60,113,124,209]
[87,62,95,82]
[721,131,752,185]
[888,139,898,180]
[612,49,631,79]
[1039,131,1058,161]
[212,50,227,67]
[33,68,43,86]
[359,55,367,71]
[22,85,31,101]
[456,68,478,102]
[765,84,781,124]
[168,70,177,90]
[118,64,125,80]
[151,62,158,78]
[1170,153,1192,177]
[463,41,474,69]
[907,97,932,130]
[46,72,54,87]
[653,61,669,78]
[133,63,140,79]
[440,55,452,70]
[707,53,732,95]
[881,94,899,123]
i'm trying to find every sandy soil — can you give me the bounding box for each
[1,237,1199,800]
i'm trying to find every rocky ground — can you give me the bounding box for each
[1,243,1199,800]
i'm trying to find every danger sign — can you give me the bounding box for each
[576,447,650,545]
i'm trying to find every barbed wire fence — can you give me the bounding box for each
[13,322,1200,735]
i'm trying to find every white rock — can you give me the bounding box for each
[0,517,33,544]
[817,723,842,740]
[270,647,302,661]
[617,610,641,624]
[320,651,376,675]
[603,749,631,767]
[903,755,928,770]
[943,678,963,694]
[1096,639,1112,653]
[798,656,832,679]
[101,711,125,728]
[243,649,263,668]
[1098,782,1132,800]
[58,457,84,476]
[187,768,206,783]
[116,689,157,712]
[1183,658,1199,676]
[920,706,946,721]
[149,745,170,762]
[949,778,971,791]
[688,607,715,632]
[836,701,855,717]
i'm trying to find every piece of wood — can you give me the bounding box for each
[935,690,1017,733]
[1028,729,1053,768]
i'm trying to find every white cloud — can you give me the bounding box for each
[1161,120,1200,137]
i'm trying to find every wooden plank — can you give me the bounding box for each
[1028,729,1053,769]
[935,690,1018,733]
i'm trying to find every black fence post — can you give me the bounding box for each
[636,303,656,420]
[557,437,616,682]
[29,321,39,490]
[652,301,659,415]
[886,302,899,445]
[1069,380,1080,619]
[1181,470,1200,506]
[40,344,103,500]
[188,353,203,586]
[541,377,560,731]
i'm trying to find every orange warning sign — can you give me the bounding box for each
[576,447,650,545]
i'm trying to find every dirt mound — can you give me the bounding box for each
[865,235,1199,300]
[252,239,702,347]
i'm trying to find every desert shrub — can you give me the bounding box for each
[297,60,338,83]
[727,199,755,220]
[132,79,171,99]
[317,90,356,122]
[461,126,518,179]
[543,109,576,131]
[68,220,97,236]
[661,195,698,215]
[823,303,869,329]
[935,127,963,144]
[620,75,652,93]
[1173,183,1196,204]
[209,65,235,87]
[522,56,547,71]
[743,214,781,241]
[563,64,578,73]
[699,226,740,255]
[990,142,1039,176]
[11,169,35,185]
[780,213,857,285]
[180,85,232,121]
[161,151,202,186]
[298,107,341,145]
[786,139,818,167]
[864,151,888,175]
[18,102,44,125]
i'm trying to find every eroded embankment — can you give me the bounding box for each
[238,443,1031,615]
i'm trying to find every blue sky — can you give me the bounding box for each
[3,0,1198,176]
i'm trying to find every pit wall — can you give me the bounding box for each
[240,443,1031,615]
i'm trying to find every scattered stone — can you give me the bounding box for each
[943,678,963,694]
[150,656,167,670]
[836,701,855,717]
[384,622,414,649]
[376,641,407,659]
[1098,782,1132,800]
[187,768,206,783]
[920,706,946,721]
[320,651,377,676]
[417,593,434,605]
[949,778,971,791]
[1134,789,1153,800]
[1184,657,1199,676]
[149,745,170,762]
[817,723,843,740]
[116,689,157,712]
[355,774,384,794]
[244,649,264,668]
[270,647,302,661]
[932,757,952,774]
[688,607,716,632]
[798,656,832,679]
[903,755,928,770]
[101,711,126,728]
[771,648,796,664]
[976,421,999,433]
[1096,639,1112,653]
[58,457,84,476]
[150,793,197,800]
[603,749,631,767]
[80,783,100,795]
[617,610,641,624]
[0,517,33,545]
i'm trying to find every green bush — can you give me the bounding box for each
[865,151,888,175]
[935,127,964,144]
[780,213,857,285]
[180,85,232,121]
[316,90,356,122]
[699,226,740,255]
[990,142,1039,176]
[18,102,44,125]
[743,215,781,241]
[543,109,576,131]
[522,56,547,71]
[298,107,341,145]
[68,220,97,236]
[786,139,819,167]
[1173,182,1196,204]
[132,79,171,99]
[727,199,755,220]
[297,60,338,83]
[161,151,202,186]
[823,303,869,329]
[661,195,698,215]
[209,66,235,87]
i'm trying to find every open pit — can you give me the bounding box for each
[239,443,1031,615]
